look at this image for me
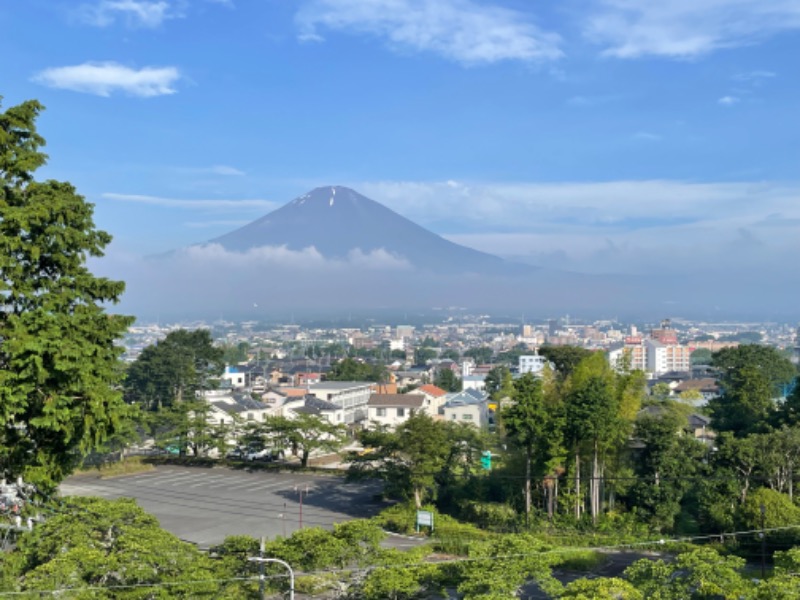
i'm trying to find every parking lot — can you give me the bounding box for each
[61,466,384,548]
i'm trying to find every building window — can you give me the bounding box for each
[247,413,254,420]
[376,408,387,417]
[397,408,405,417]
[462,414,473,420]
[220,418,225,425]
[451,414,456,420]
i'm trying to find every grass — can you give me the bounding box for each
[79,456,155,478]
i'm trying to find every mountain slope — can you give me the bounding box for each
[208,186,531,275]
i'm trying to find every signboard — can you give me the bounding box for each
[416,510,434,532]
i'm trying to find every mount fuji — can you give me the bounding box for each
[207,186,531,275]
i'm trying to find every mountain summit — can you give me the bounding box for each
[208,186,529,275]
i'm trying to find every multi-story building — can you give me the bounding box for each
[306,381,373,423]
[519,354,549,375]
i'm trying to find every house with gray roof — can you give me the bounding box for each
[366,394,425,429]
[442,390,490,429]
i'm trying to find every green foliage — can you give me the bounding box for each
[440,348,460,361]
[538,346,594,379]
[624,547,753,600]
[0,98,134,491]
[719,331,763,344]
[2,497,223,598]
[691,348,713,365]
[712,344,796,399]
[739,487,800,530]
[484,365,512,400]
[326,357,387,382]
[709,365,775,436]
[261,413,347,467]
[359,556,440,600]
[456,534,562,599]
[219,341,250,365]
[560,577,643,599]
[414,346,437,364]
[434,367,462,392]
[464,346,494,365]
[125,329,224,411]
[629,411,707,531]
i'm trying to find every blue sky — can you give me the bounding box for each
[2,0,800,284]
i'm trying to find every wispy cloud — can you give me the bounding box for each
[353,178,800,276]
[208,165,245,176]
[103,193,278,211]
[183,220,251,228]
[584,0,800,58]
[32,62,181,97]
[295,0,563,65]
[733,70,777,83]
[77,0,179,28]
[179,244,411,271]
[718,95,740,106]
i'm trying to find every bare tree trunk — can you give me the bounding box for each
[414,487,422,509]
[790,465,794,502]
[525,451,532,528]
[574,449,581,520]
[591,440,600,524]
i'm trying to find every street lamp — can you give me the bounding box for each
[248,556,295,600]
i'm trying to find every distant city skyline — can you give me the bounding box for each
[3,1,800,317]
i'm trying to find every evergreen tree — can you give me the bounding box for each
[0,98,133,490]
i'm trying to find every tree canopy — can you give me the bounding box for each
[0,98,133,490]
[326,357,387,382]
[124,328,224,411]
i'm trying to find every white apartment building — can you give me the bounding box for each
[307,381,373,424]
[519,355,549,375]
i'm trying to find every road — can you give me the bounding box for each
[61,466,386,548]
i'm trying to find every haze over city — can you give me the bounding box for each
[3,1,800,318]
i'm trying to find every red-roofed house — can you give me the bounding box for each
[416,384,448,418]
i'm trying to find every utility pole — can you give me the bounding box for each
[294,485,309,529]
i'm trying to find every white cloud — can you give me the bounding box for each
[718,95,740,106]
[733,70,776,82]
[584,0,800,58]
[32,62,181,97]
[177,243,411,270]
[78,0,178,28]
[209,165,245,176]
[295,0,563,65]
[102,193,278,211]
[352,178,800,275]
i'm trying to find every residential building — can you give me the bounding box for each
[306,381,373,423]
[366,394,425,429]
[519,354,549,375]
[283,394,344,424]
[442,389,490,428]
[415,384,449,417]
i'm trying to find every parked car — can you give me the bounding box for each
[245,448,284,462]
[225,447,246,460]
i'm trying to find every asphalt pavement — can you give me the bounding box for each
[60,466,386,548]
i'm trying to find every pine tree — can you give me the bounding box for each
[0,98,133,490]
